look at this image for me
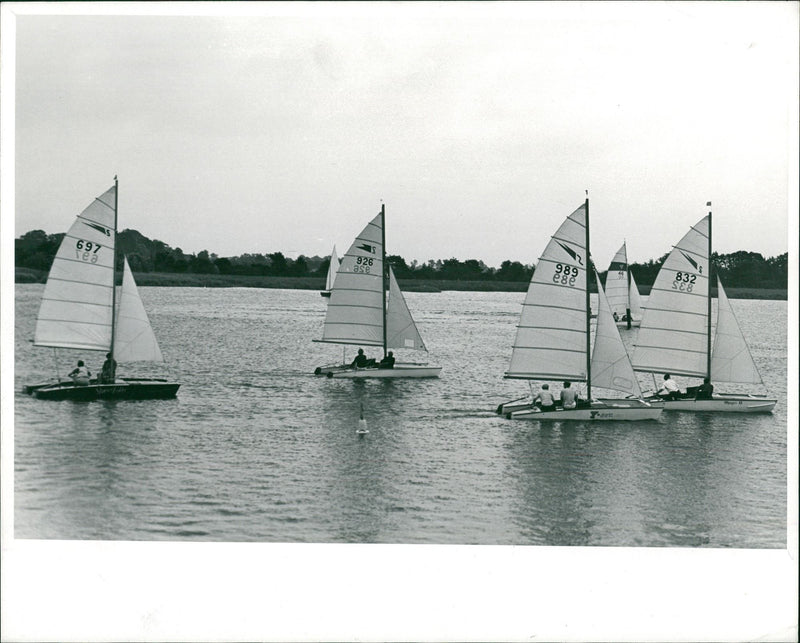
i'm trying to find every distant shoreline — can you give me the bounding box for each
[14,268,788,300]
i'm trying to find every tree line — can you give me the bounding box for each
[15,227,788,288]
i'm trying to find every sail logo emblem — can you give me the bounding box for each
[84,221,112,237]
[357,243,377,254]
[556,241,583,266]
[680,251,701,273]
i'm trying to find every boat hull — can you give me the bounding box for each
[645,393,776,413]
[320,291,331,297]
[315,363,441,379]
[500,398,662,421]
[616,320,641,328]
[25,378,180,401]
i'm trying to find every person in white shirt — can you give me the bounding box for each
[657,374,681,400]
[68,360,91,386]
[534,383,556,412]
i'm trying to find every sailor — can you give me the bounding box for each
[99,352,117,384]
[350,348,369,369]
[695,377,714,400]
[560,381,579,410]
[379,351,395,369]
[534,383,556,412]
[657,374,681,400]
[68,360,91,386]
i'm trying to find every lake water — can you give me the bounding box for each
[12,284,788,547]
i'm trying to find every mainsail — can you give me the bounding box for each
[325,245,339,291]
[505,203,588,381]
[34,186,117,351]
[386,266,426,351]
[114,257,164,362]
[710,277,763,385]
[319,212,384,346]
[591,271,643,397]
[605,243,630,318]
[631,215,710,377]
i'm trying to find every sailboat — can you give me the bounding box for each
[604,241,642,328]
[313,204,441,379]
[23,180,180,401]
[320,245,339,297]
[496,199,661,421]
[630,205,776,413]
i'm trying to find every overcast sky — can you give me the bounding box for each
[5,2,798,268]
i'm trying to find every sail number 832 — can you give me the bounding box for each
[353,256,374,274]
[75,239,102,263]
[672,271,696,292]
[553,263,578,286]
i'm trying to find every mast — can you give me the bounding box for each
[585,193,591,401]
[110,175,119,358]
[624,240,632,329]
[381,202,387,358]
[706,201,712,379]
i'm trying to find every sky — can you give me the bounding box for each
[3,2,798,269]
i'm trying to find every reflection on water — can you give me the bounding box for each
[13,285,787,547]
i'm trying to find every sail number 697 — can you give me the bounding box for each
[75,239,101,264]
[553,263,578,286]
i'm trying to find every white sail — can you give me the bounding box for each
[386,266,426,351]
[631,215,710,377]
[325,245,339,291]
[319,211,384,346]
[34,186,117,351]
[604,243,630,317]
[629,272,643,319]
[590,271,643,398]
[711,278,763,385]
[114,257,164,362]
[506,203,588,380]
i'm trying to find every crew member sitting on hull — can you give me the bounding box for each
[99,352,117,384]
[560,381,580,410]
[534,383,556,412]
[378,351,395,369]
[69,360,91,386]
[350,348,369,369]
[657,374,681,400]
[695,377,714,400]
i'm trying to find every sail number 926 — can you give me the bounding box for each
[553,263,578,286]
[352,256,375,274]
[75,239,102,263]
[672,271,696,292]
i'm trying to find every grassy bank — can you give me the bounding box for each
[15,267,788,299]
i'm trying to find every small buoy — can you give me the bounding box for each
[356,403,369,434]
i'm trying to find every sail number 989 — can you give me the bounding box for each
[353,256,374,274]
[553,263,578,286]
[672,271,696,292]
[75,239,101,264]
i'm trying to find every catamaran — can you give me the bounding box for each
[497,199,661,421]
[630,204,776,413]
[313,204,441,379]
[23,179,180,401]
[605,241,642,328]
[320,245,339,297]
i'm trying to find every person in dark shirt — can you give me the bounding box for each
[695,377,714,400]
[379,351,395,369]
[99,352,117,384]
[350,348,368,369]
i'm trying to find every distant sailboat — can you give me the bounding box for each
[314,204,441,378]
[320,245,339,297]
[497,199,661,421]
[24,179,180,401]
[604,241,642,328]
[630,205,776,413]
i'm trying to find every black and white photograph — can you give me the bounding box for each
[2,2,797,641]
